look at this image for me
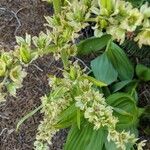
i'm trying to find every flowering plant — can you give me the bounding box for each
[1,0,149,150]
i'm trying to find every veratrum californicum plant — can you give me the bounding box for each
[0,0,149,150]
[34,62,146,150]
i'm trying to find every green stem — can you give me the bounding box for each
[53,0,62,14]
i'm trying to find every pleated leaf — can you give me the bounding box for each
[91,52,118,85]
[77,34,111,55]
[64,122,106,150]
[107,42,134,80]
[106,93,139,129]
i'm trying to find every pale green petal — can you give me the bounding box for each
[1,52,13,67]
[120,8,143,32]
[135,28,150,48]
[9,65,27,84]
[107,26,125,44]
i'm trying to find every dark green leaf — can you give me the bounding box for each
[123,80,139,100]
[77,34,111,55]
[91,52,118,85]
[107,42,134,80]
[136,64,150,81]
[111,80,132,93]
[64,122,106,150]
[106,93,139,129]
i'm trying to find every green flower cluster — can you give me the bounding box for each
[43,0,93,60]
[0,51,27,101]
[34,62,143,150]
[40,0,149,60]
[0,29,59,102]
[34,62,83,149]
[92,0,150,47]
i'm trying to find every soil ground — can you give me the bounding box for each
[0,0,150,150]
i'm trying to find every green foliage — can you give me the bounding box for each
[106,93,139,129]
[111,80,132,93]
[136,64,150,81]
[65,122,105,150]
[77,34,111,55]
[107,42,134,80]
[53,0,62,14]
[91,52,118,85]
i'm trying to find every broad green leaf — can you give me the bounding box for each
[111,80,132,93]
[106,93,139,129]
[77,34,111,55]
[64,122,106,150]
[136,64,150,81]
[16,105,42,131]
[123,80,139,100]
[127,0,144,7]
[91,52,118,85]
[107,42,134,80]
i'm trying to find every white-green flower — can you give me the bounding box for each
[120,8,143,32]
[140,2,150,28]
[98,0,113,16]
[1,52,13,67]
[32,31,52,56]
[140,2,150,18]
[137,140,147,150]
[134,28,150,48]
[107,25,126,44]
[6,82,20,96]
[112,0,132,16]
[107,129,137,150]
[9,65,27,84]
